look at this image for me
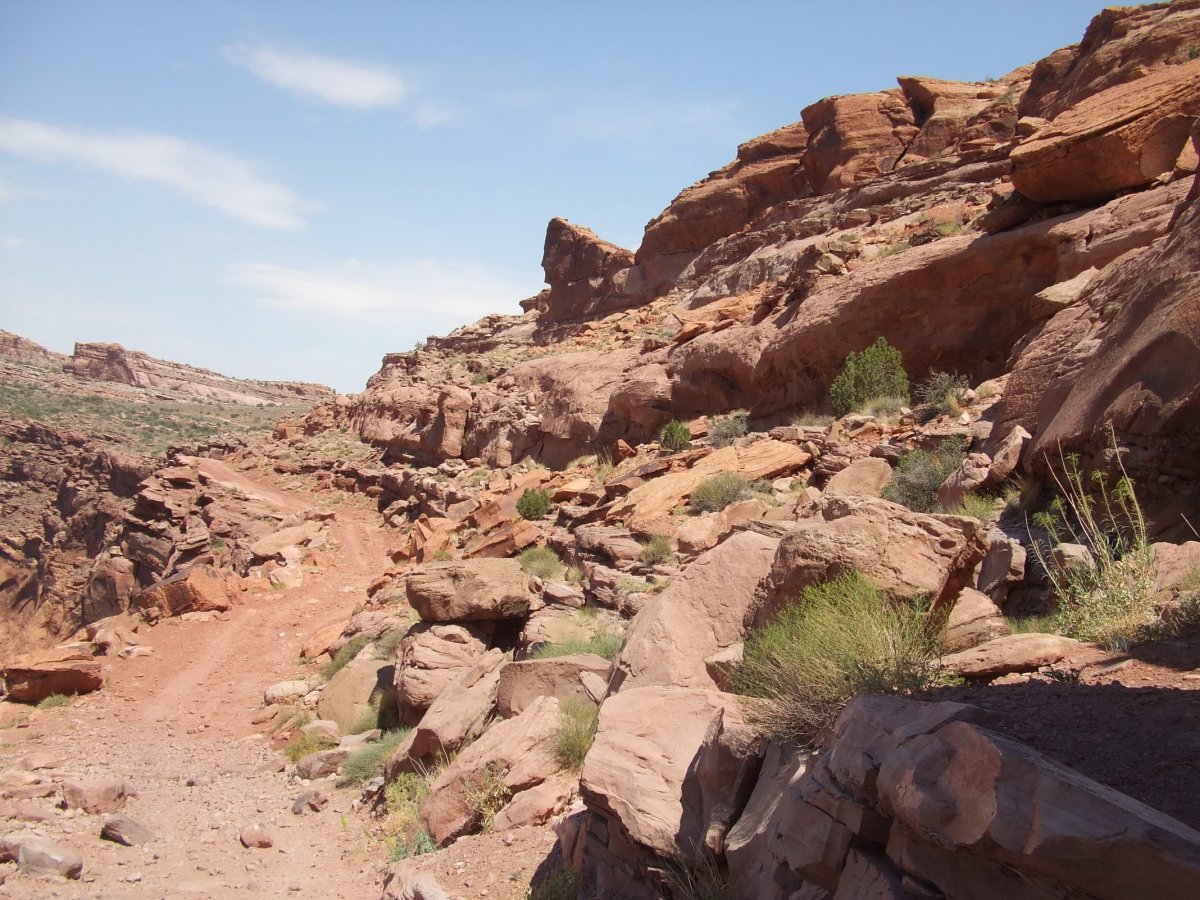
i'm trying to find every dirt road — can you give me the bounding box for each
[1,503,397,898]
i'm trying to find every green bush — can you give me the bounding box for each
[709,410,749,448]
[639,533,674,566]
[690,472,752,512]
[285,730,338,762]
[1030,449,1156,649]
[518,546,564,580]
[321,634,369,681]
[36,693,71,709]
[949,493,1000,525]
[918,371,969,417]
[550,698,599,772]
[829,337,910,417]
[881,437,965,513]
[736,571,943,742]
[659,420,691,452]
[337,728,411,786]
[516,488,553,520]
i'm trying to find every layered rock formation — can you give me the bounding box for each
[65,342,334,406]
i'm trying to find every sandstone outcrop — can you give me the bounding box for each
[405,559,532,622]
[65,342,333,406]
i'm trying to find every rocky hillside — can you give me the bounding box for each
[3,3,1200,899]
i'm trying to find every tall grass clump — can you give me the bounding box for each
[1029,446,1155,649]
[462,762,511,831]
[551,698,599,772]
[519,546,564,580]
[384,768,438,859]
[337,728,411,786]
[659,420,691,452]
[531,631,624,661]
[516,488,553,520]
[829,337,910,417]
[321,634,369,681]
[690,472,752,512]
[735,571,943,742]
[709,410,749,447]
[530,865,581,900]
[918,371,969,417]
[881,437,964,513]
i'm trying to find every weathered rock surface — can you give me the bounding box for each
[496,653,610,717]
[0,646,103,703]
[62,778,134,814]
[419,696,562,846]
[133,565,235,618]
[941,632,1084,678]
[317,650,394,734]
[405,559,531,622]
[615,531,778,691]
[751,496,986,628]
[1011,59,1200,203]
[393,622,493,724]
[0,834,84,879]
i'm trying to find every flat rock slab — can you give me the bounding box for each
[0,834,84,879]
[941,632,1083,678]
[101,814,157,846]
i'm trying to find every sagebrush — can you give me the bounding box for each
[709,410,749,447]
[881,437,964,513]
[519,546,564,580]
[516,488,553,520]
[690,472,752,513]
[659,420,691,452]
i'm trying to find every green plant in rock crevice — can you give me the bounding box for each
[659,420,691,452]
[829,337,910,417]
[1029,444,1155,649]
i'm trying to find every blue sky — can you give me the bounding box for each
[1,1,1108,392]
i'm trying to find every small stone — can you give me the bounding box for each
[101,815,157,846]
[291,790,329,815]
[239,824,273,849]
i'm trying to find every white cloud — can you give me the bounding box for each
[0,117,314,230]
[226,259,535,324]
[414,104,456,130]
[2,236,24,249]
[224,43,410,109]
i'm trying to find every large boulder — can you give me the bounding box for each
[496,654,611,717]
[534,218,635,324]
[405,559,531,622]
[132,565,234,618]
[1,646,103,703]
[317,648,394,733]
[614,531,779,691]
[393,622,493,725]
[395,649,506,772]
[419,695,562,846]
[580,687,760,897]
[750,496,987,628]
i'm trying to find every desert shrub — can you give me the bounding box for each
[531,631,624,661]
[709,410,749,448]
[619,577,653,594]
[1006,612,1060,635]
[1030,449,1155,649]
[935,221,964,237]
[564,565,584,584]
[918,371,969,417]
[690,472,752,512]
[462,762,511,831]
[659,420,691,452]
[881,437,965,513]
[530,865,581,900]
[36,693,71,709]
[321,634,369,682]
[639,533,674,566]
[551,698,599,772]
[519,546,564,580]
[337,728,411,786]
[829,337,910,417]
[516,488,553,520]
[735,571,943,742]
[285,730,338,762]
[431,548,453,561]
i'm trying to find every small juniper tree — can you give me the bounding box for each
[829,337,910,417]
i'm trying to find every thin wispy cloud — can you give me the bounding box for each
[2,236,24,249]
[224,43,410,110]
[226,259,533,324]
[0,117,315,230]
